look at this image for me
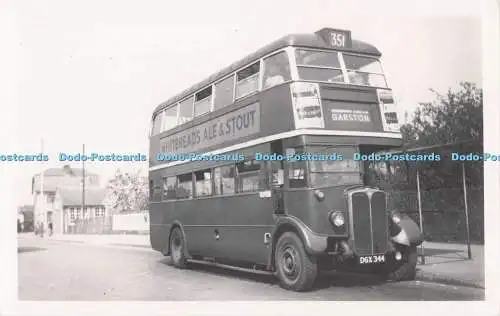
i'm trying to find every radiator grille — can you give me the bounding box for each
[350,190,389,255]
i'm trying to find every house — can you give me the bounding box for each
[31,165,106,234]
[58,188,107,233]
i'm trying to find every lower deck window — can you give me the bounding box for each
[177,173,193,199]
[213,165,235,195]
[195,170,212,197]
[236,159,263,193]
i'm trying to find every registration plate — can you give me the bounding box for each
[358,254,386,264]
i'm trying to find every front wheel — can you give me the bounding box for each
[169,227,187,269]
[384,245,418,281]
[275,232,318,292]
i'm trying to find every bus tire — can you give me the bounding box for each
[275,232,318,292]
[385,245,417,281]
[169,227,187,269]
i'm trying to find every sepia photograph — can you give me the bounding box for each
[1,0,499,315]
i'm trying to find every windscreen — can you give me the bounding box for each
[295,49,388,88]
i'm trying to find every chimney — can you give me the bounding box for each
[63,164,74,175]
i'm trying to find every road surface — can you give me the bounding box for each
[17,237,484,301]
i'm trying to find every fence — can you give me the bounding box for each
[70,211,149,235]
[387,187,484,244]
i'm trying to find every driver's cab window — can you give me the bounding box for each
[286,147,307,188]
[270,160,284,187]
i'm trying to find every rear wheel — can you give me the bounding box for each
[275,232,318,292]
[169,227,187,268]
[385,245,417,281]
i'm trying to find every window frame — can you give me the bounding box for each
[162,104,179,132]
[235,159,265,193]
[194,169,214,198]
[162,176,177,201]
[176,173,194,200]
[234,61,261,100]
[292,47,388,88]
[262,50,293,89]
[178,96,195,125]
[194,86,213,117]
[213,164,236,196]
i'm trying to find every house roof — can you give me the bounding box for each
[59,188,107,206]
[32,165,100,192]
[153,29,381,115]
[18,205,34,213]
[39,165,97,177]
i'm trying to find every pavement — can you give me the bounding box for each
[17,237,484,300]
[17,232,484,289]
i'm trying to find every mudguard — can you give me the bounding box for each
[391,215,423,246]
[273,216,328,255]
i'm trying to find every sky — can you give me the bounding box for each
[6,0,484,205]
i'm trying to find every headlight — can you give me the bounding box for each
[329,211,345,227]
[314,189,325,200]
[391,211,402,224]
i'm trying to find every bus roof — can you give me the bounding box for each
[153,30,382,115]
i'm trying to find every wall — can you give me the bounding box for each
[112,211,149,232]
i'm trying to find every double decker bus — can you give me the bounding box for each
[149,28,423,292]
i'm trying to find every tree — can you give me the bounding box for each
[401,82,483,147]
[105,169,148,213]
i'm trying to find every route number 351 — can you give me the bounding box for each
[330,32,346,48]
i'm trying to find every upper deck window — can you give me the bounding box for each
[294,49,388,88]
[343,54,387,88]
[194,87,212,117]
[162,105,178,131]
[263,51,291,89]
[178,96,194,124]
[235,62,260,100]
[295,49,344,83]
[214,76,235,110]
[151,112,163,136]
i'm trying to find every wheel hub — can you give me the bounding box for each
[281,246,299,279]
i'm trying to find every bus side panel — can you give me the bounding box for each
[178,194,275,265]
[259,84,294,134]
[284,188,349,236]
[149,202,173,253]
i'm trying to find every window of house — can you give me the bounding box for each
[47,192,55,203]
[235,62,260,99]
[69,207,76,221]
[263,51,292,89]
[95,207,105,217]
[214,76,235,110]
[236,159,264,193]
[176,173,193,199]
[194,169,212,197]
[163,177,177,200]
[162,105,178,131]
[213,165,236,195]
[178,96,194,124]
[194,87,212,117]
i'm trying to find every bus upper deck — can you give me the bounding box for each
[149,28,401,169]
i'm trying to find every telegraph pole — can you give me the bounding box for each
[40,138,45,233]
[82,144,86,217]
